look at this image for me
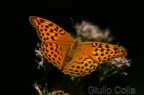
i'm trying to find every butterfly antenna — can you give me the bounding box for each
[70,17,75,28]
[116,42,120,46]
[70,17,77,38]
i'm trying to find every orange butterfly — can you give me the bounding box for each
[30,16,127,76]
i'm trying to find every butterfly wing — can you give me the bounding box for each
[62,50,99,76]
[30,16,73,69]
[81,42,127,64]
[29,16,73,42]
[62,42,126,76]
[62,45,99,76]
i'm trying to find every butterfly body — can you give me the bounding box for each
[30,16,127,76]
[67,37,81,58]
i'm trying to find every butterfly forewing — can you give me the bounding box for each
[29,16,73,42]
[81,42,127,64]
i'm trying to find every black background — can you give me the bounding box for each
[2,1,144,95]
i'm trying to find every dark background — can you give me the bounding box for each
[2,1,144,95]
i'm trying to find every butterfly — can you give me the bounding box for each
[29,16,127,77]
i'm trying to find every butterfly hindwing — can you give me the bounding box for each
[62,48,98,76]
[41,42,72,69]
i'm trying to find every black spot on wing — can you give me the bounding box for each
[40,19,45,23]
